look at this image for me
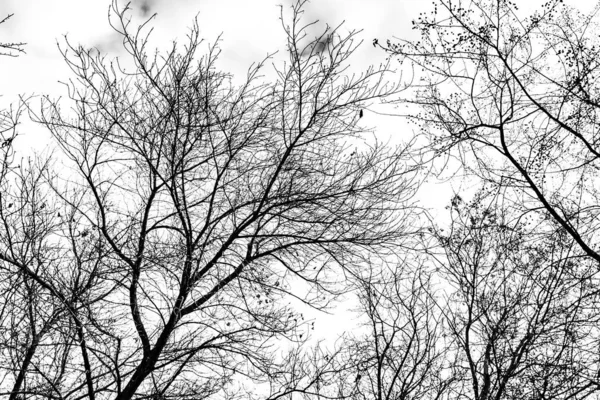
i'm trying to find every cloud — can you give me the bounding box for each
[139,0,153,16]
[91,31,123,55]
[133,0,158,17]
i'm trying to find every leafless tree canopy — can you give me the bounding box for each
[0,1,419,399]
[373,0,600,399]
[5,0,600,399]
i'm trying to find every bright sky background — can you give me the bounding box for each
[0,0,429,340]
[0,0,590,181]
[0,0,420,100]
[1,0,588,341]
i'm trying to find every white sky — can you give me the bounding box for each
[0,0,440,195]
[0,0,590,179]
[1,0,587,340]
[0,0,419,98]
[0,0,430,340]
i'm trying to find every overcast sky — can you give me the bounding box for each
[0,0,592,341]
[0,0,428,338]
[0,0,418,98]
[0,0,430,171]
[0,0,589,155]
[1,0,584,208]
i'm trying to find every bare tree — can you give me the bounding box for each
[380,0,600,268]
[0,1,420,399]
[431,188,600,400]
[0,17,71,400]
[262,341,358,400]
[369,1,600,398]
[0,153,113,400]
[344,260,449,400]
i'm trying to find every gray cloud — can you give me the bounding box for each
[138,0,154,17]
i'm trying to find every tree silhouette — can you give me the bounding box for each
[377,0,600,398]
[432,189,600,400]
[382,0,600,268]
[0,1,419,399]
[345,260,449,400]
